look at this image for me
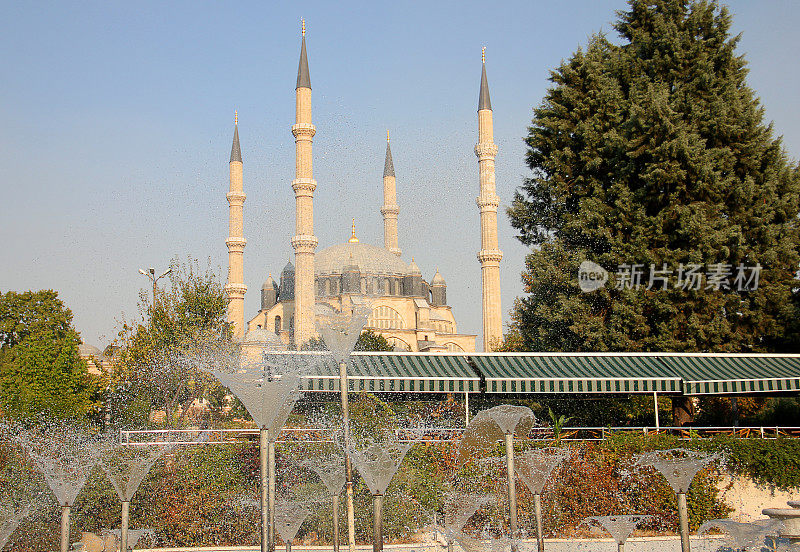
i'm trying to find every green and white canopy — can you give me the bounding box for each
[658,354,800,395]
[471,353,681,394]
[259,351,800,396]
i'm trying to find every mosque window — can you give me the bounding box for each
[367,306,405,330]
[444,342,465,352]
[433,320,454,334]
[275,316,282,334]
[387,337,411,351]
[318,279,326,296]
[384,278,390,295]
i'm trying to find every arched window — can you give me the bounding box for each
[444,342,465,352]
[274,316,282,334]
[367,305,405,329]
[387,337,411,351]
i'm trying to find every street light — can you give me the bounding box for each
[139,266,172,304]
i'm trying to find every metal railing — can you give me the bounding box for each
[120,425,800,446]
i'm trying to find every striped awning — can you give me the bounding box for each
[658,354,800,395]
[291,353,479,393]
[472,354,682,394]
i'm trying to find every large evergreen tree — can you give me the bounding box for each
[0,290,101,419]
[507,0,800,352]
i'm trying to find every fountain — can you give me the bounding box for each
[699,518,785,551]
[583,515,651,552]
[635,448,720,552]
[106,527,155,550]
[441,491,494,552]
[516,447,572,552]
[208,354,309,552]
[0,498,29,550]
[16,421,101,552]
[99,440,167,552]
[459,405,535,541]
[345,429,414,552]
[302,454,346,552]
[316,302,372,552]
[764,502,800,545]
[274,499,310,552]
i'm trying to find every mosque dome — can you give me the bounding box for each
[78,343,102,357]
[243,327,286,350]
[315,242,407,277]
[406,258,421,276]
[282,260,295,275]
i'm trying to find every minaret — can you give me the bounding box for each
[291,19,318,347]
[475,47,503,350]
[381,131,401,256]
[225,111,248,339]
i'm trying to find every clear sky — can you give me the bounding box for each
[1,1,799,349]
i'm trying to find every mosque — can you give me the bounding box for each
[223,23,503,353]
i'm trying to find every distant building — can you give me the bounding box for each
[224,25,503,353]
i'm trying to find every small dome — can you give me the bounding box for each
[78,343,102,357]
[431,269,446,286]
[406,258,421,276]
[243,328,286,350]
[262,274,277,290]
[282,260,295,275]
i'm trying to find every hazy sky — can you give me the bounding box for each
[1,1,799,349]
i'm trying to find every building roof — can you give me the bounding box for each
[315,242,408,276]
[406,258,421,275]
[78,343,103,357]
[431,269,446,285]
[478,61,492,111]
[296,36,311,89]
[230,124,242,163]
[383,140,395,178]
[243,327,286,350]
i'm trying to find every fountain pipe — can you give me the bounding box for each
[332,494,340,552]
[447,540,454,552]
[260,427,270,552]
[121,500,130,552]
[533,493,544,552]
[286,538,292,552]
[373,493,384,552]
[677,492,690,552]
[338,359,357,552]
[60,505,70,552]
[505,432,518,540]
[269,440,277,552]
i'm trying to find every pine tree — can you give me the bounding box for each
[507,0,800,352]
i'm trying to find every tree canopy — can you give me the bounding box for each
[0,290,101,419]
[506,0,800,352]
[110,259,230,426]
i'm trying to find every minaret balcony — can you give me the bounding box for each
[224,283,248,295]
[291,234,319,252]
[475,194,500,209]
[292,178,317,195]
[226,191,246,204]
[474,143,498,159]
[225,237,247,251]
[380,204,399,216]
[292,123,316,138]
[477,249,503,264]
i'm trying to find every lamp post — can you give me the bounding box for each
[139,266,172,304]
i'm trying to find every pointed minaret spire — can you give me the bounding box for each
[230,110,242,163]
[296,19,311,90]
[383,130,395,178]
[225,111,247,339]
[291,22,317,347]
[381,131,401,256]
[478,46,492,111]
[475,46,502,350]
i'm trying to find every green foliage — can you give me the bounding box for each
[110,258,230,427]
[506,0,800,353]
[0,290,101,420]
[302,329,394,352]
